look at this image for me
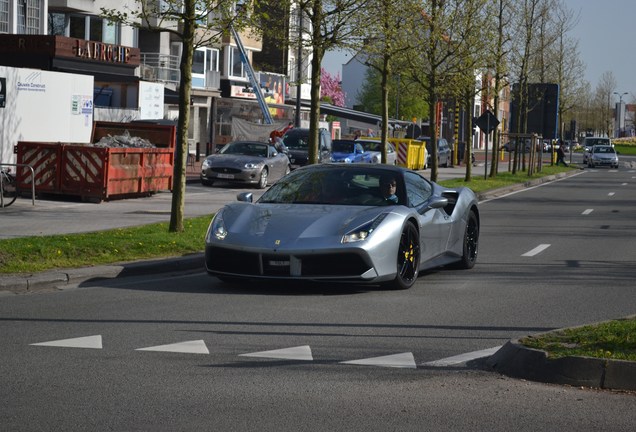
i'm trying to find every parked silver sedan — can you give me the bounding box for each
[200,141,291,189]
[356,139,398,165]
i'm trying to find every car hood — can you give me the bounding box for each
[204,154,264,167]
[217,202,393,247]
[331,151,357,160]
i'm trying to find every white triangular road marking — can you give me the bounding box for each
[136,340,209,354]
[422,346,502,367]
[30,335,103,349]
[341,352,416,369]
[239,345,313,361]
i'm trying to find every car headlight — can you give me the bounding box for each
[244,162,259,169]
[206,211,228,241]
[342,214,388,243]
[202,159,212,169]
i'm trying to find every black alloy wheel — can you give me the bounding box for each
[455,210,479,269]
[386,221,420,290]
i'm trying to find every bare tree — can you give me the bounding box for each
[407,0,489,182]
[595,71,618,137]
[548,1,586,139]
[508,0,549,174]
[102,0,245,232]
[359,0,421,163]
[292,0,369,164]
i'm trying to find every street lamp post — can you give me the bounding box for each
[613,91,628,137]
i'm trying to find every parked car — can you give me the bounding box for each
[587,145,619,169]
[356,139,398,165]
[282,127,332,169]
[330,139,366,163]
[200,141,290,189]
[417,136,451,168]
[500,139,538,153]
[204,164,480,290]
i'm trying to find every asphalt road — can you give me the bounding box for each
[1,159,636,430]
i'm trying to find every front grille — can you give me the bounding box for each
[206,247,260,275]
[211,167,241,174]
[206,247,371,278]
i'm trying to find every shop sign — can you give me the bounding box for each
[75,40,132,64]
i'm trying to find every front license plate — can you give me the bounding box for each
[217,173,234,179]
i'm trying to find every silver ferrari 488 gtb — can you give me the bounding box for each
[205,164,479,289]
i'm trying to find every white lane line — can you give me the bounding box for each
[522,244,551,257]
[340,352,417,369]
[239,345,313,361]
[608,192,615,196]
[621,183,628,186]
[136,340,209,354]
[422,346,502,367]
[31,335,103,349]
[582,209,594,215]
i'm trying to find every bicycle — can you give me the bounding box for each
[1,168,18,207]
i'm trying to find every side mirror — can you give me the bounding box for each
[427,196,449,210]
[237,192,253,203]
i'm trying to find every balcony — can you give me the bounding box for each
[140,53,221,90]
[139,53,180,86]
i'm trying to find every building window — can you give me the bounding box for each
[230,46,246,79]
[0,0,9,33]
[193,50,205,74]
[193,47,220,88]
[48,12,66,35]
[69,15,86,39]
[67,14,118,43]
[17,0,42,34]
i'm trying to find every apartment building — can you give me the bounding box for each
[0,0,309,154]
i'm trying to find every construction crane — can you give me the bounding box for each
[230,26,274,125]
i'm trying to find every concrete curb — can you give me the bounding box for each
[486,315,636,392]
[477,169,583,201]
[0,253,204,295]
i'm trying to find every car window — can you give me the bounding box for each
[333,140,355,153]
[360,141,379,152]
[594,146,614,154]
[282,132,308,150]
[404,172,433,207]
[585,138,610,147]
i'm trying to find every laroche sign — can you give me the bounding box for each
[74,40,132,64]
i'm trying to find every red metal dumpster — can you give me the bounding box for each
[15,121,176,202]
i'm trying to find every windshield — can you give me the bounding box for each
[593,146,615,154]
[332,141,355,153]
[282,132,308,150]
[359,141,381,152]
[585,138,610,147]
[220,142,268,157]
[258,167,403,206]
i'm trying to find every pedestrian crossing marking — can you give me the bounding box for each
[340,352,416,369]
[136,340,209,354]
[30,335,103,349]
[239,345,313,361]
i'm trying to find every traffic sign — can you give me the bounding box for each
[475,110,500,133]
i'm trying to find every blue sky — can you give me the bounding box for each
[322,0,635,103]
